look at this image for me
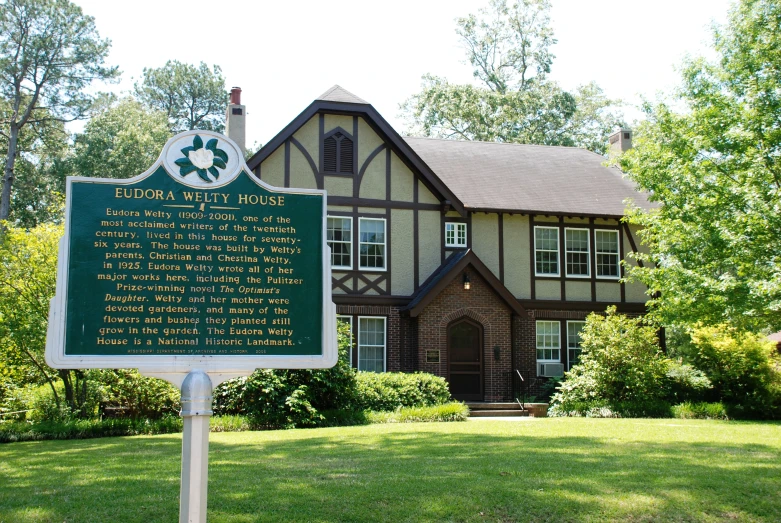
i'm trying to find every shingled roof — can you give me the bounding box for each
[316,85,368,105]
[403,136,655,217]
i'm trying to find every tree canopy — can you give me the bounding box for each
[0,0,118,220]
[134,60,227,133]
[402,0,622,153]
[621,0,781,332]
[71,96,171,180]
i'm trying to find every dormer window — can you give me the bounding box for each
[323,128,354,174]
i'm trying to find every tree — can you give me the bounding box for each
[135,60,227,133]
[402,0,622,153]
[0,0,118,220]
[620,0,781,332]
[71,96,171,180]
[0,223,62,409]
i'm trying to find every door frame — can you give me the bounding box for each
[446,317,484,401]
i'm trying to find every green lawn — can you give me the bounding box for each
[1,418,780,522]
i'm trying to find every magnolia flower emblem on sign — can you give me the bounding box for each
[174,134,228,182]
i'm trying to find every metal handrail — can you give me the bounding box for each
[514,369,526,410]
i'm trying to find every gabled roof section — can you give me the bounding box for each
[316,85,368,104]
[246,87,464,214]
[403,137,656,218]
[404,249,526,318]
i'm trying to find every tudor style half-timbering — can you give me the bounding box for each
[247,85,654,401]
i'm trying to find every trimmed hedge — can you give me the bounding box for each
[353,372,451,411]
[0,416,183,443]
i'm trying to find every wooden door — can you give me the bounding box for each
[448,319,483,401]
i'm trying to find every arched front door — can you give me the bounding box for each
[448,319,483,401]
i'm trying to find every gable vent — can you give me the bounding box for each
[323,130,354,174]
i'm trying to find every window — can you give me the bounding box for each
[534,226,559,276]
[358,316,385,372]
[565,228,590,277]
[536,321,560,361]
[359,218,386,270]
[327,217,352,269]
[567,321,586,369]
[445,222,467,248]
[323,129,354,174]
[336,315,353,365]
[595,230,620,278]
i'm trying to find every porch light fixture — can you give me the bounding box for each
[463,273,471,290]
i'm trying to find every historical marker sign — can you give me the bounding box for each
[46,130,337,378]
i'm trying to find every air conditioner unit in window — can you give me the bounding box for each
[537,362,564,377]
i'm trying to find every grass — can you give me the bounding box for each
[1,418,780,522]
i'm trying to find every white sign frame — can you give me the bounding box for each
[45,130,337,386]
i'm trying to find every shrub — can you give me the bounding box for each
[549,399,671,418]
[665,361,712,403]
[365,402,469,423]
[672,402,729,420]
[688,326,781,419]
[0,415,183,443]
[212,322,357,429]
[551,307,672,416]
[91,369,180,419]
[353,372,451,411]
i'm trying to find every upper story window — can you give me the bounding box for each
[534,226,559,276]
[595,230,620,278]
[323,128,354,174]
[565,228,590,277]
[327,216,352,269]
[359,218,386,270]
[445,222,467,248]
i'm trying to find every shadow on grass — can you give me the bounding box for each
[2,423,780,522]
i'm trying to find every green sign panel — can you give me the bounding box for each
[46,131,336,372]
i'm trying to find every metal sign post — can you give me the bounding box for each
[45,130,337,521]
[179,370,213,523]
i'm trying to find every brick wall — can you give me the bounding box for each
[416,267,515,402]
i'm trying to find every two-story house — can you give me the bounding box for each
[246,86,653,402]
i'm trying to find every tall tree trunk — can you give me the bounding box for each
[0,124,20,220]
[59,369,75,412]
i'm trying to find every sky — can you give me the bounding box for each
[72,0,732,148]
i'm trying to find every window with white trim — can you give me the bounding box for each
[536,320,560,361]
[565,228,590,277]
[327,217,352,269]
[359,218,386,270]
[336,315,353,365]
[358,316,385,372]
[566,321,586,369]
[534,226,559,276]
[445,222,467,247]
[595,230,620,278]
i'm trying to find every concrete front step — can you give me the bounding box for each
[465,402,548,417]
[465,402,522,410]
[470,409,529,417]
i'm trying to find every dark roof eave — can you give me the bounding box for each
[464,206,628,220]
[405,250,526,318]
[246,99,465,215]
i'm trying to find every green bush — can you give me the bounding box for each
[213,322,357,429]
[549,399,672,418]
[353,371,451,411]
[671,402,729,420]
[91,369,180,419]
[550,307,672,416]
[665,361,712,403]
[365,402,469,423]
[0,415,184,443]
[688,326,781,419]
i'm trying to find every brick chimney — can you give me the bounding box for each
[608,128,632,154]
[225,87,246,154]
